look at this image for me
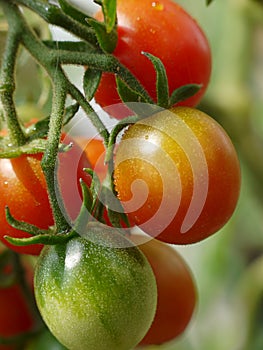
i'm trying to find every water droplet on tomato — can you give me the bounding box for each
[151,1,164,11]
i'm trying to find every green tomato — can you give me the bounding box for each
[34,223,157,350]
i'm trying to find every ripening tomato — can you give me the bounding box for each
[114,107,241,244]
[0,134,91,255]
[94,0,211,118]
[34,223,157,350]
[129,233,196,345]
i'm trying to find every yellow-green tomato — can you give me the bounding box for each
[34,224,157,350]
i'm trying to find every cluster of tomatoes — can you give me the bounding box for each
[0,0,241,349]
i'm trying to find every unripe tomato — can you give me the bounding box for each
[94,0,211,118]
[114,107,241,244]
[34,223,157,350]
[129,233,196,345]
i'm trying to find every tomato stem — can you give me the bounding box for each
[16,0,98,46]
[41,78,71,233]
[0,1,27,147]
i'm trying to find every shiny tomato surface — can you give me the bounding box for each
[0,135,91,255]
[114,107,241,244]
[94,0,211,118]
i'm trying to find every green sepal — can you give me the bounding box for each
[0,138,47,158]
[105,114,139,163]
[96,0,117,33]
[4,231,78,247]
[142,52,169,108]
[26,116,50,140]
[107,208,130,229]
[63,103,80,126]
[87,18,117,53]
[169,84,202,106]
[116,76,149,104]
[73,178,94,233]
[83,68,102,101]
[5,206,48,236]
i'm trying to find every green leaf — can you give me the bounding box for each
[169,84,202,106]
[206,0,214,4]
[88,18,117,53]
[83,68,102,101]
[142,52,169,108]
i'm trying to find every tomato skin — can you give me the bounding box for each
[94,0,211,118]
[114,107,241,244]
[34,223,157,350]
[75,137,108,181]
[129,233,196,345]
[0,135,91,255]
[0,251,35,350]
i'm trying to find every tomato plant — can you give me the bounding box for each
[94,0,211,118]
[129,233,196,345]
[34,223,157,350]
[0,134,91,255]
[114,107,241,244]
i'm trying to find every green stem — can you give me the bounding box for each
[0,1,27,146]
[67,82,110,143]
[57,50,154,104]
[15,0,99,47]
[41,76,71,233]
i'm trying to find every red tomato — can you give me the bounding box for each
[75,137,108,181]
[94,0,211,119]
[114,107,241,244]
[0,135,91,255]
[129,233,196,345]
[0,250,35,350]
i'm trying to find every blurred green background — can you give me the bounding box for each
[147,0,263,349]
[1,0,263,349]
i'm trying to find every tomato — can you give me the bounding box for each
[129,233,196,345]
[94,0,211,119]
[34,223,157,350]
[0,134,91,255]
[75,137,108,181]
[0,250,35,349]
[114,107,241,244]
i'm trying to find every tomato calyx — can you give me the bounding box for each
[117,51,202,110]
